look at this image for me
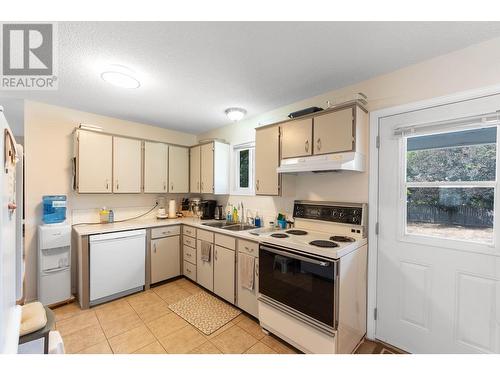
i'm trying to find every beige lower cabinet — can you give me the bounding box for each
[214,245,235,304]
[237,240,259,318]
[150,229,181,284]
[196,239,214,291]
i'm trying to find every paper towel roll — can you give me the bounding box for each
[168,200,176,218]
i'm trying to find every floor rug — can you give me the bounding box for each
[168,292,241,335]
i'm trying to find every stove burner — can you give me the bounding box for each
[271,233,289,238]
[309,240,339,248]
[330,236,356,242]
[286,229,308,236]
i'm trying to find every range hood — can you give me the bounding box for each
[276,152,366,173]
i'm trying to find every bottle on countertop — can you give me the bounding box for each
[254,211,261,228]
[99,207,109,223]
[233,205,239,223]
[108,209,114,223]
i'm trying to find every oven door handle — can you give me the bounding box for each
[261,245,331,267]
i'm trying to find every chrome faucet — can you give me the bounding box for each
[240,201,245,224]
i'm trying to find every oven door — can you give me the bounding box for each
[259,243,338,329]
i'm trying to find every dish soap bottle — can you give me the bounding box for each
[99,207,109,223]
[233,205,239,223]
[255,211,261,228]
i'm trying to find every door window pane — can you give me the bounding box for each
[406,187,494,243]
[407,127,497,182]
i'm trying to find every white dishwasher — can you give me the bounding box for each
[89,229,146,305]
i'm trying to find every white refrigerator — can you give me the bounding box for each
[0,107,23,354]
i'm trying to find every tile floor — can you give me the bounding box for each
[53,277,300,354]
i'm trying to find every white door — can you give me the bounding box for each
[376,94,500,353]
[113,137,142,193]
[144,142,167,193]
[168,146,189,193]
[190,145,201,193]
[214,245,235,304]
[77,131,112,193]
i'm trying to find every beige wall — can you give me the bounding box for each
[24,101,197,301]
[198,36,500,211]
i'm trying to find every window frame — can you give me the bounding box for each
[231,142,255,196]
[399,124,498,248]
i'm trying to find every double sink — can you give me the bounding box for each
[202,221,256,232]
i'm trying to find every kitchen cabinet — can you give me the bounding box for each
[113,137,142,193]
[76,130,113,193]
[150,226,181,284]
[281,118,313,159]
[237,239,259,318]
[190,145,201,193]
[168,146,189,193]
[196,239,214,291]
[200,143,214,193]
[144,141,168,193]
[313,107,354,155]
[190,141,230,194]
[255,125,280,196]
[214,245,235,304]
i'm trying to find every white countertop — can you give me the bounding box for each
[72,216,261,241]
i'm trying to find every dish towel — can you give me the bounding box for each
[239,253,255,291]
[200,241,211,262]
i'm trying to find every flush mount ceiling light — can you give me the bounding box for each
[225,107,247,122]
[101,65,140,89]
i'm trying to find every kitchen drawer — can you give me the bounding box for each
[238,239,259,256]
[183,226,196,238]
[197,229,214,243]
[183,260,197,281]
[183,235,196,248]
[183,245,196,265]
[151,225,180,239]
[215,233,235,250]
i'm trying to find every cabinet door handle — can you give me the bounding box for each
[255,263,259,277]
[214,249,218,261]
[201,181,204,191]
[256,180,259,191]
[171,182,174,191]
[163,182,166,191]
[153,243,157,253]
[317,138,321,151]
[106,180,109,190]
[116,180,119,190]
[197,181,200,191]
[305,140,309,153]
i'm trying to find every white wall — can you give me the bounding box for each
[198,36,500,216]
[24,101,197,302]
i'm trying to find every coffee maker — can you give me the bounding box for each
[200,200,217,220]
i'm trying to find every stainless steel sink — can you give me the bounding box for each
[201,222,256,231]
[201,221,227,228]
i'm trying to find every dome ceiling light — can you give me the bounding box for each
[225,107,247,122]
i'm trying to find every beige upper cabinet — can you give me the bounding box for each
[190,145,201,193]
[77,130,113,193]
[168,146,189,193]
[144,141,168,193]
[255,125,280,196]
[200,142,214,193]
[313,107,354,155]
[281,118,313,159]
[113,137,142,193]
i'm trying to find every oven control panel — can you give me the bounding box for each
[293,202,364,225]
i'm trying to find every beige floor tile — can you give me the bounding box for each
[231,314,246,324]
[133,341,167,354]
[53,302,85,322]
[146,312,188,339]
[260,335,300,354]
[77,340,113,354]
[245,342,278,354]
[158,325,207,354]
[210,325,258,354]
[175,278,203,294]
[62,324,107,354]
[188,341,222,354]
[95,299,135,324]
[127,290,163,311]
[236,316,266,340]
[55,310,99,337]
[108,324,156,354]
[154,284,192,304]
[133,301,172,323]
[99,310,143,338]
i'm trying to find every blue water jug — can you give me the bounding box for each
[42,195,67,224]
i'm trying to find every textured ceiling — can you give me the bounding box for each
[2,21,500,134]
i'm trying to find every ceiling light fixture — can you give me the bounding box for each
[101,65,140,89]
[225,107,247,122]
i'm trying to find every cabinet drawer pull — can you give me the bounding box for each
[305,140,309,152]
[186,268,191,273]
[244,246,254,253]
[317,138,321,151]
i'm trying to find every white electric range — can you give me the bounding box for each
[256,201,368,354]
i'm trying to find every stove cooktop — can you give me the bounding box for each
[286,229,308,235]
[309,240,339,248]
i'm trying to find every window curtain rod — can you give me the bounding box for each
[394,111,500,137]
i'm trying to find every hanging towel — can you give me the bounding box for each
[239,253,255,291]
[200,241,211,262]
